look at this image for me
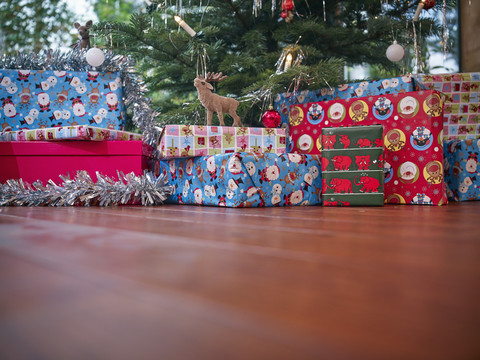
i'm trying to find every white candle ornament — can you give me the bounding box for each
[413,1,425,21]
[284,53,293,71]
[174,16,197,37]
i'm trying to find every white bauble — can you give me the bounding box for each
[386,41,405,62]
[86,47,105,67]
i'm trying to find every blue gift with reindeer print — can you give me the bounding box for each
[444,139,480,201]
[0,69,126,132]
[159,152,322,207]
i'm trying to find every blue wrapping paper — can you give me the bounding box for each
[0,69,126,131]
[444,139,480,201]
[159,152,322,207]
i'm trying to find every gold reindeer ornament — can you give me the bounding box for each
[194,72,242,127]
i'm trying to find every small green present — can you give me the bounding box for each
[322,125,384,206]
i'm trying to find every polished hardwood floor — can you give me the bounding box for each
[0,203,479,360]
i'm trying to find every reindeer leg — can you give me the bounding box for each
[217,111,225,126]
[230,111,242,127]
[207,110,213,126]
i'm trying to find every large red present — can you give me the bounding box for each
[289,90,447,205]
[0,141,152,184]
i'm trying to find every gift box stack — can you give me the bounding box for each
[155,72,477,208]
[286,87,448,205]
[156,124,324,207]
[0,69,151,183]
[158,77,425,208]
[4,66,478,207]
[276,71,480,205]
[413,73,480,202]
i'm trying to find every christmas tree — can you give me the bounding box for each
[91,0,456,127]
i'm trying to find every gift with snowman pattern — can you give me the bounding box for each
[0,69,126,132]
[159,152,322,207]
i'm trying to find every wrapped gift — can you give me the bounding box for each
[413,73,480,140]
[159,152,322,207]
[158,125,286,159]
[273,76,414,129]
[0,69,126,132]
[0,125,142,142]
[444,139,480,201]
[322,125,384,206]
[0,141,152,183]
[289,90,447,205]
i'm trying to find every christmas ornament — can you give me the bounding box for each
[442,0,447,60]
[276,44,304,74]
[281,0,295,23]
[86,47,105,67]
[413,0,436,21]
[74,20,93,49]
[194,72,242,127]
[423,0,436,10]
[253,0,262,17]
[262,106,281,128]
[386,40,405,62]
[174,15,197,37]
[0,171,173,207]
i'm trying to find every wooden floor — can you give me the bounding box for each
[0,203,479,360]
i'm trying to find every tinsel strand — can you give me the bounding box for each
[0,171,174,207]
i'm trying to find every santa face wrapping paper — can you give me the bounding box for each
[273,76,414,128]
[0,69,126,132]
[444,138,480,201]
[322,125,384,206]
[159,152,322,207]
[413,73,480,140]
[289,90,447,205]
[158,125,286,159]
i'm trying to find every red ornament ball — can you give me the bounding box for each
[423,0,435,10]
[282,0,294,11]
[262,107,282,128]
[280,10,288,19]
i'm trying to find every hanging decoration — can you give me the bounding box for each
[0,171,174,207]
[262,106,282,128]
[253,0,262,17]
[413,0,436,21]
[386,40,405,62]
[280,0,295,23]
[276,43,304,74]
[174,15,197,37]
[412,19,421,73]
[86,47,105,67]
[442,0,448,60]
[271,0,277,17]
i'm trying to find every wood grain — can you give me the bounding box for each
[1,203,479,360]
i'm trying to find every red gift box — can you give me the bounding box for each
[289,90,448,205]
[0,141,152,184]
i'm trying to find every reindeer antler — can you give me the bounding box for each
[205,72,227,83]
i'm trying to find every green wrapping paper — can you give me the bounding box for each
[322,125,384,206]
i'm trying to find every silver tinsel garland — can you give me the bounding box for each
[0,49,160,150]
[0,171,174,207]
